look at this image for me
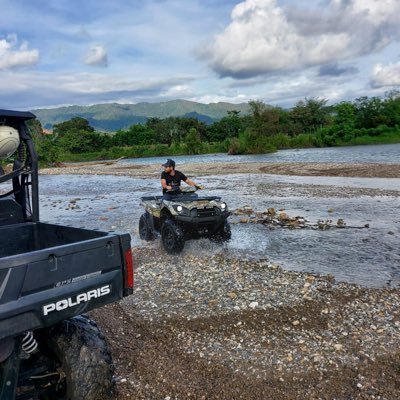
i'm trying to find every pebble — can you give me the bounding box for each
[120,247,400,389]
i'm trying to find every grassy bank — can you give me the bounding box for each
[56,141,228,162]
[47,130,400,163]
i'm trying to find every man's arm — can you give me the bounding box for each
[184,178,195,186]
[184,178,203,190]
[161,178,173,191]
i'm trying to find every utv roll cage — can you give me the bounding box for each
[0,109,39,224]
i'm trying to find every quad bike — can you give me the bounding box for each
[139,186,231,254]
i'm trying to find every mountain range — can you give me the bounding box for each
[32,100,250,132]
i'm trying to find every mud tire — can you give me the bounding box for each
[211,220,232,243]
[39,315,114,400]
[161,219,185,254]
[139,212,154,241]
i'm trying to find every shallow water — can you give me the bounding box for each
[39,170,400,289]
[111,143,400,166]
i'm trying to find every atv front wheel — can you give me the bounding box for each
[37,315,114,400]
[139,212,154,241]
[211,220,232,243]
[161,219,185,254]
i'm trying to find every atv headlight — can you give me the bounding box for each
[173,205,190,215]
[220,202,227,210]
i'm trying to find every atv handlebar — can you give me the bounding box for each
[166,184,204,193]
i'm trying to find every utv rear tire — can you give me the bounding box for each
[161,219,185,254]
[40,315,114,400]
[139,212,154,241]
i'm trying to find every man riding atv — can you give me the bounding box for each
[161,159,203,195]
[139,159,231,254]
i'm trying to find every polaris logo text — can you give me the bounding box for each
[42,285,111,316]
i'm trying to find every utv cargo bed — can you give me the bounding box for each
[0,222,131,340]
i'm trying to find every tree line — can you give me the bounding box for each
[30,91,400,163]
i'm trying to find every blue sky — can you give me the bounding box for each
[1,0,400,110]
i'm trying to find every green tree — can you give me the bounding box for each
[332,102,356,139]
[290,97,329,134]
[145,117,205,146]
[353,96,387,129]
[53,117,94,137]
[184,128,203,154]
[151,117,182,145]
[27,119,61,163]
[206,110,245,142]
[382,90,400,127]
[113,125,155,146]
[248,101,282,137]
[36,135,60,163]
[52,117,107,153]
[57,131,93,153]
[27,118,44,140]
[238,101,280,153]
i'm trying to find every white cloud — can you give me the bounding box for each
[346,0,398,25]
[0,69,197,109]
[2,0,399,109]
[191,93,250,104]
[201,0,400,78]
[0,34,39,69]
[371,62,400,87]
[160,84,193,99]
[83,45,108,67]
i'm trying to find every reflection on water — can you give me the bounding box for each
[39,169,400,289]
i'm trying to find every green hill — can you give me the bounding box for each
[32,100,250,131]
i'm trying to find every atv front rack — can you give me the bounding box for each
[141,195,222,203]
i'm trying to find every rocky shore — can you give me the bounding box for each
[91,247,400,400]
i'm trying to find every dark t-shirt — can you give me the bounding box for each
[161,170,187,194]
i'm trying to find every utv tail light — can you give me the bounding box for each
[124,248,134,289]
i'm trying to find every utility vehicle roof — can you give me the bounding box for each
[0,109,36,121]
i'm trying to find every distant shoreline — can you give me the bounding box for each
[40,161,400,179]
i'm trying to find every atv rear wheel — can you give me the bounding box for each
[37,315,114,400]
[139,212,154,241]
[161,219,185,254]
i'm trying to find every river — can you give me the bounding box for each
[40,144,400,288]
[117,143,400,165]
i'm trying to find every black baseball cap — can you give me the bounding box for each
[162,159,175,167]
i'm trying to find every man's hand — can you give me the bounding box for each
[195,184,204,190]
[167,184,178,191]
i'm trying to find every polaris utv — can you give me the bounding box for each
[139,186,231,254]
[0,110,134,400]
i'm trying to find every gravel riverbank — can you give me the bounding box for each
[40,161,400,178]
[90,246,400,400]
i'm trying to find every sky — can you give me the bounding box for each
[1,0,400,110]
